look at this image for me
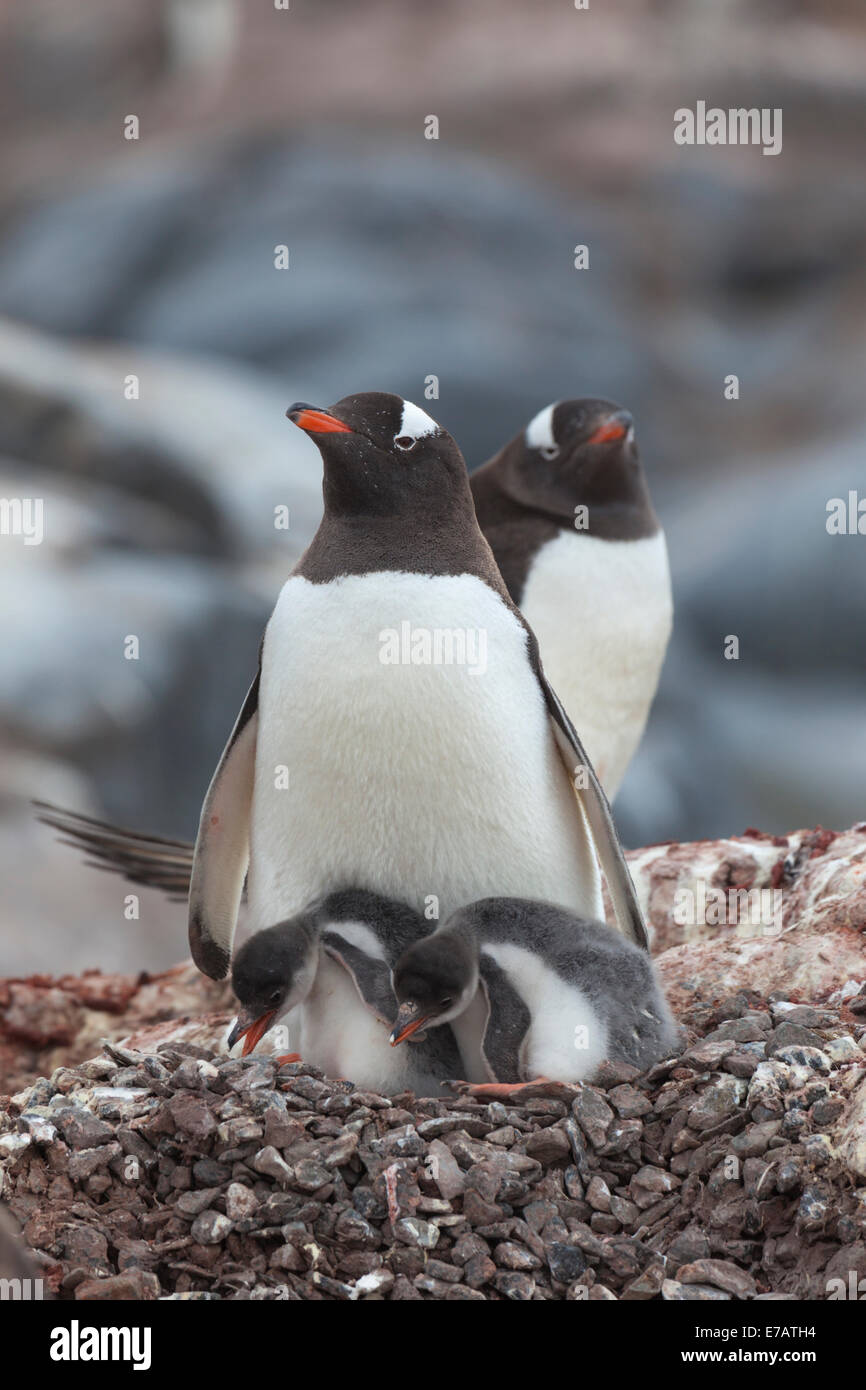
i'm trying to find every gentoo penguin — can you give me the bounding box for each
[470,399,673,799]
[389,897,677,1096]
[227,890,463,1096]
[184,392,647,980]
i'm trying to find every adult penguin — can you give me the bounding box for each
[471,399,672,799]
[38,393,648,977]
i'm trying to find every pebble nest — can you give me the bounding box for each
[2,990,865,1301]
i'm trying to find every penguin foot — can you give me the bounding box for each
[446,1076,572,1102]
[275,1053,302,1066]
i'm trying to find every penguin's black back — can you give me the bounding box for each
[450,897,678,1067]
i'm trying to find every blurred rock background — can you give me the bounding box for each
[0,0,863,973]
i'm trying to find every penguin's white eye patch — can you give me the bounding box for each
[539,445,560,461]
[524,401,559,453]
[397,399,439,442]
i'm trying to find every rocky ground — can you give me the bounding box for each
[1,994,864,1302]
[1,822,865,1301]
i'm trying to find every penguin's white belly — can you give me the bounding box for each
[481,942,609,1082]
[248,571,600,930]
[289,953,457,1096]
[520,530,672,799]
[290,954,407,1093]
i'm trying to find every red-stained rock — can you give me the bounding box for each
[623,824,866,1014]
[0,962,231,1094]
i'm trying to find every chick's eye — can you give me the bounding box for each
[394,435,416,451]
[539,445,560,461]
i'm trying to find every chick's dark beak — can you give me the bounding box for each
[227,1006,276,1056]
[286,402,353,435]
[389,1001,431,1047]
[585,409,633,446]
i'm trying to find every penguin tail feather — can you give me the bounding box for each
[33,800,196,899]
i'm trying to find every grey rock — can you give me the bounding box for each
[662,1278,731,1301]
[676,1258,757,1299]
[251,1146,293,1185]
[547,1243,587,1283]
[687,1076,745,1131]
[190,1211,232,1245]
[55,1107,114,1150]
[394,1218,439,1250]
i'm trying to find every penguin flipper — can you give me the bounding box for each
[33,801,195,898]
[540,675,649,951]
[478,960,530,1084]
[188,672,260,980]
[321,932,395,1025]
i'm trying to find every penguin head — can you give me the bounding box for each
[495,398,642,523]
[227,916,319,1056]
[389,931,478,1045]
[287,392,471,517]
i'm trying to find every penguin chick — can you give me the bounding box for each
[390,897,678,1096]
[228,889,463,1096]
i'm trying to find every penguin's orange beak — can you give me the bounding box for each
[286,404,353,435]
[227,1008,276,1056]
[389,1001,432,1047]
[585,411,631,446]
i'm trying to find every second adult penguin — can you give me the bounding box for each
[471,399,673,800]
[188,391,647,979]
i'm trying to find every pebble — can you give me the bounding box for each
[608,1084,653,1119]
[662,1279,732,1301]
[676,1258,757,1298]
[251,1146,293,1185]
[824,1036,863,1064]
[766,1022,825,1056]
[525,1126,571,1164]
[774,1045,831,1074]
[572,1089,614,1148]
[190,1211,233,1245]
[586,1176,612,1212]
[687,1076,746,1131]
[225,1182,259,1222]
[54,1107,115,1149]
[394,1218,439,1250]
[682,1039,737,1068]
[547,1242,587,1283]
[493,1271,536,1300]
[667,1227,711,1265]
